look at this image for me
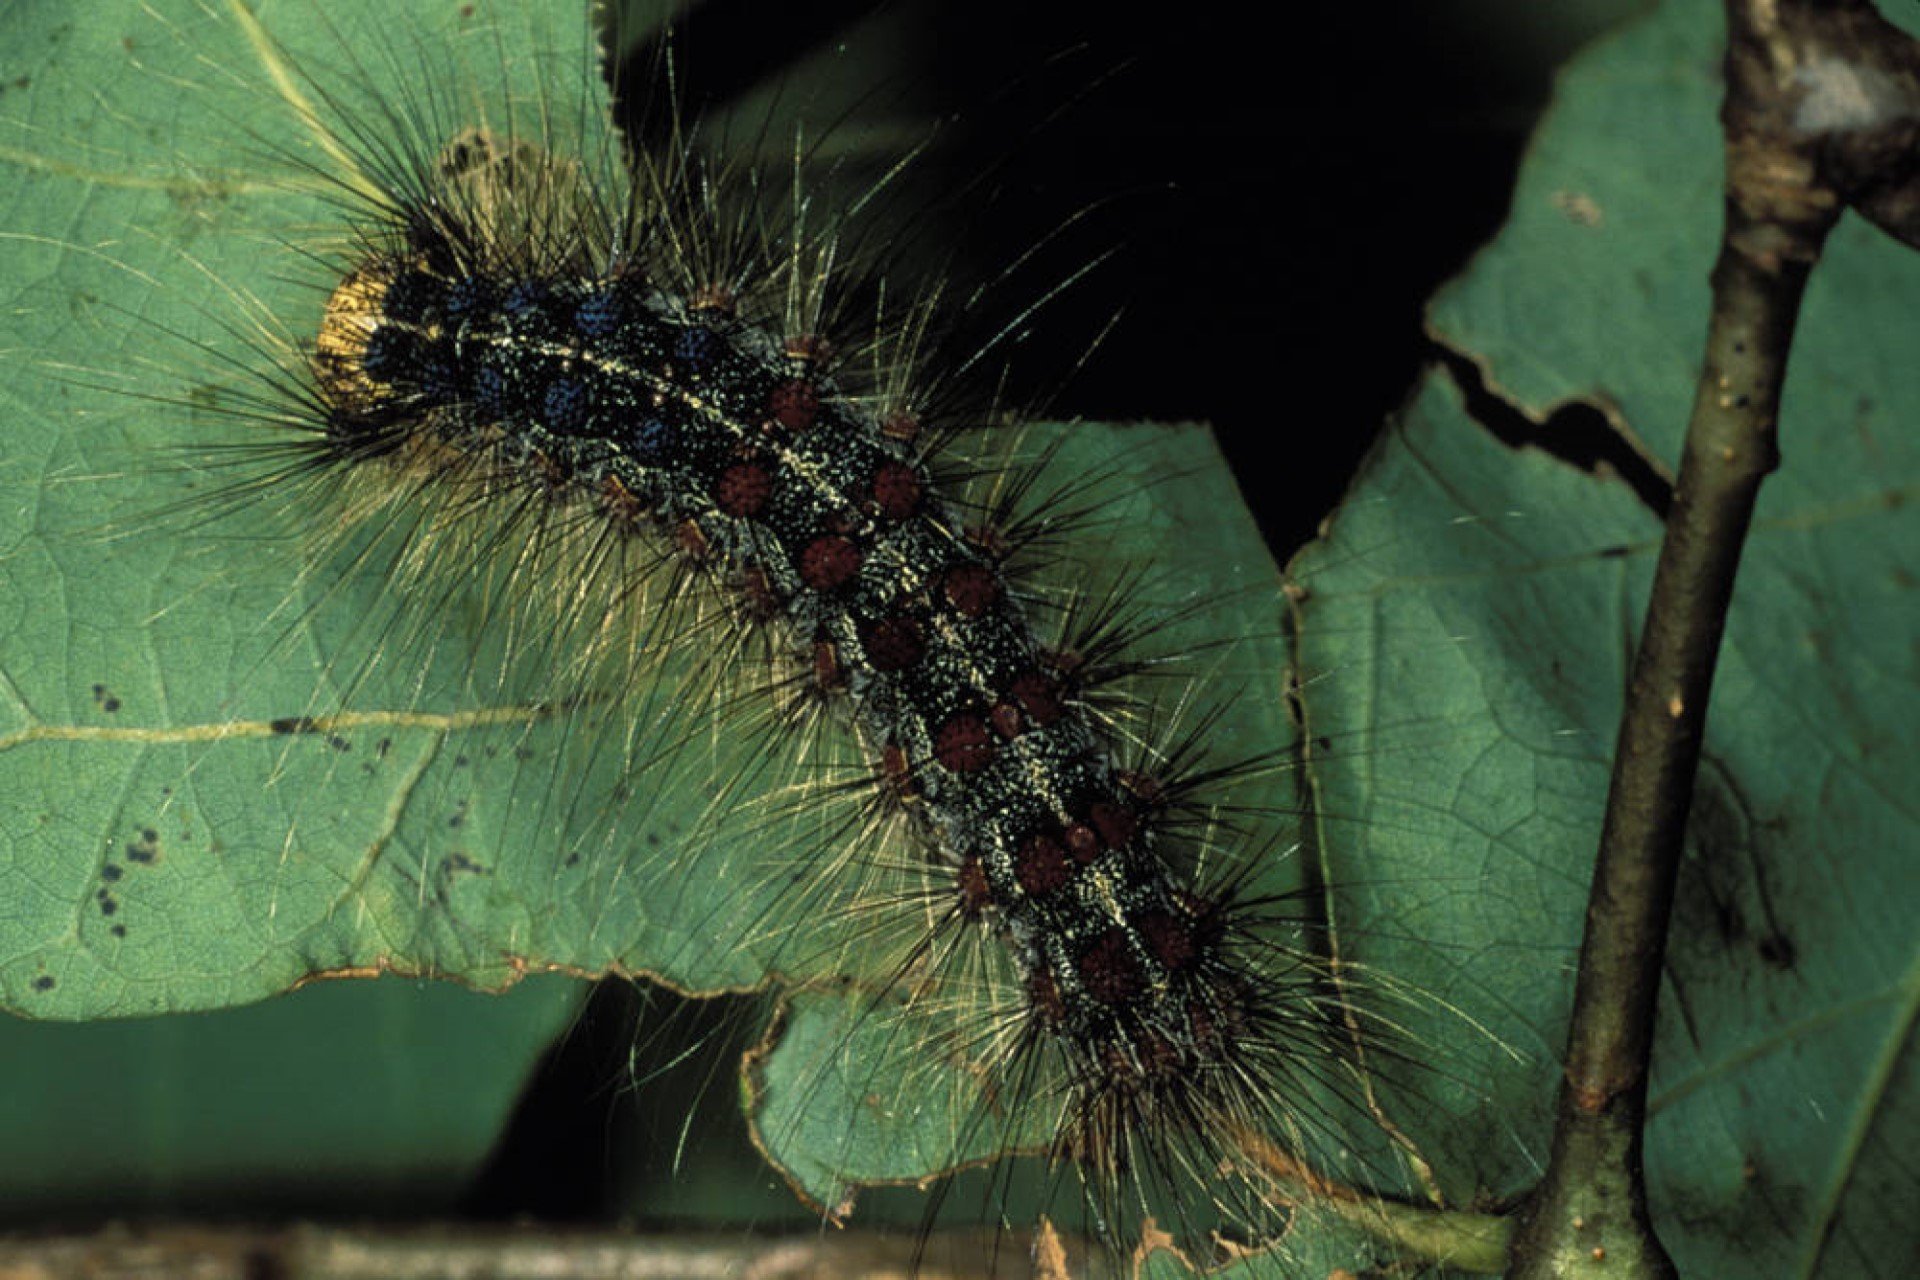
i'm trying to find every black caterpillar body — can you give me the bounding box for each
[306,129,1316,1198]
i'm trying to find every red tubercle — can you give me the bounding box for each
[941,562,1001,618]
[1042,645,1086,681]
[859,614,926,673]
[1008,671,1066,728]
[1117,768,1165,808]
[798,534,862,591]
[1137,909,1198,972]
[526,447,567,489]
[1186,999,1219,1051]
[1172,888,1215,921]
[1088,800,1136,850]
[1174,889,1227,952]
[1077,928,1145,1006]
[989,699,1024,741]
[1062,797,1135,868]
[714,460,773,517]
[1014,832,1072,897]
[869,460,923,521]
[768,378,820,431]
[1111,1028,1185,1083]
[1189,976,1253,1049]
[1064,822,1100,864]
[933,712,995,774]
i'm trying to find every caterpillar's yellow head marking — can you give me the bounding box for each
[314,258,395,415]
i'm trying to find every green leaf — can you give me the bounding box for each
[0,1,638,1018]
[1299,0,1919,1275]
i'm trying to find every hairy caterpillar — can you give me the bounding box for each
[7,1,1913,1275]
[0,0,1557,1273]
[299,1,1438,1258]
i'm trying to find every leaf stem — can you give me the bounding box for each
[1239,1126,1515,1273]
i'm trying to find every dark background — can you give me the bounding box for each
[613,0,1654,555]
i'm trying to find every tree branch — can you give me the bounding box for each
[0,1222,1083,1280]
[1508,1,1919,1275]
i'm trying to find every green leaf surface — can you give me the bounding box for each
[0,972,582,1215]
[0,0,636,1017]
[1427,0,1920,454]
[1298,0,1919,1275]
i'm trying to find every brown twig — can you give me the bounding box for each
[0,1222,1082,1280]
[1507,1,1920,1276]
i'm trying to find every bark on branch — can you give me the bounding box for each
[1508,2,1920,1275]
